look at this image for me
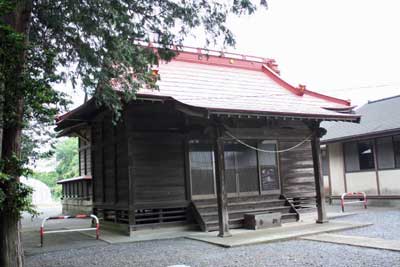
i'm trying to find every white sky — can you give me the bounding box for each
[62,0,400,108]
[40,0,400,172]
[225,0,400,107]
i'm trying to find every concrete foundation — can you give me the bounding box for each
[61,199,92,215]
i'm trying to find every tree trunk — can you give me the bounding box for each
[0,210,23,267]
[0,1,33,266]
[0,102,25,267]
[0,74,4,159]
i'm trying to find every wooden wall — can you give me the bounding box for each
[92,112,129,208]
[279,141,316,198]
[130,135,186,204]
[91,102,318,222]
[125,102,188,208]
[220,119,317,199]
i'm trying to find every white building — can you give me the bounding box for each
[20,176,54,206]
[321,95,400,205]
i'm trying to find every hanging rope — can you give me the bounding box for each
[224,130,314,154]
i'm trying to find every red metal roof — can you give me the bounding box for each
[57,47,359,124]
[134,48,357,120]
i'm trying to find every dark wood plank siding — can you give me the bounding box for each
[89,101,317,227]
[103,118,115,204]
[217,120,316,199]
[279,140,316,198]
[116,121,129,205]
[92,119,104,203]
[124,102,188,207]
[132,135,186,204]
[92,112,129,207]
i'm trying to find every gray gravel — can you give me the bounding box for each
[25,207,400,267]
[26,237,400,267]
[332,208,400,240]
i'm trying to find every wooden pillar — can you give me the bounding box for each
[311,125,328,224]
[124,111,135,233]
[372,139,381,195]
[213,125,231,237]
[183,137,192,201]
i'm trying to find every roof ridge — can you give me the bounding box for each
[304,89,351,106]
[261,64,351,106]
[367,94,400,104]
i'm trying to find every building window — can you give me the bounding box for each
[393,135,400,168]
[377,137,395,169]
[344,140,375,171]
[344,142,360,172]
[358,140,375,170]
[321,147,329,176]
[189,139,279,196]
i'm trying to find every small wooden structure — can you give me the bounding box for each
[57,176,92,215]
[57,128,93,214]
[56,47,359,235]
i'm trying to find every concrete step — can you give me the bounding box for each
[200,206,292,218]
[196,200,287,213]
[205,212,298,232]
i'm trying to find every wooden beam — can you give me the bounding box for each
[101,121,106,203]
[114,132,119,204]
[311,125,328,224]
[183,137,192,201]
[213,124,231,237]
[341,143,348,192]
[326,144,333,204]
[125,112,136,230]
[373,139,381,195]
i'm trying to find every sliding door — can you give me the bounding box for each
[189,139,281,199]
[189,141,216,199]
[224,141,259,196]
[258,141,280,194]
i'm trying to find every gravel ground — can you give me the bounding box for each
[25,207,400,267]
[331,208,400,240]
[25,238,400,267]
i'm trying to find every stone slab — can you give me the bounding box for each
[187,221,372,248]
[82,225,199,244]
[301,233,400,252]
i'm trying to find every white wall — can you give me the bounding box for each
[379,169,400,195]
[327,143,346,195]
[323,175,330,195]
[346,171,378,195]
[327,142,400,197]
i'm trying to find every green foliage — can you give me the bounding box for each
[54,138,79,179]
[0,173,38,217]
[0,0,266,215]
[31,137,78,199]
[31,171,57,188]
[28,0,264,121]
[30,171,57,197]
[0,153,37,215]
